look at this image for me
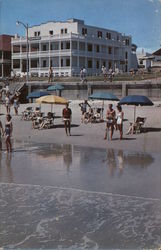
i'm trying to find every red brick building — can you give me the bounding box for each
[0,34,13,77]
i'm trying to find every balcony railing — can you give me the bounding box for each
[11,33,130,47]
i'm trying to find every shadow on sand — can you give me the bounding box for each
[112,137,136,141]
[52,124,80,129]
[141,127,161,133]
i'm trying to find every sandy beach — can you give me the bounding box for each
[1,99,161,154]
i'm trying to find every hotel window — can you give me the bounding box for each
[88,60,92,68]
[106,32,111,39]
[108,47,112,54]
[103,61,106,67]
[34,31,40,37]
[108,61,112,69]
[42,45,47,51]
[66,42,70,49]
[117,35,119,41]
[96,61,99,69]
[49,30,53,35]
[125,52,128,59]
[61,59,63,67]
[65,28,67,34]
[88,44,92,52]
[82,28,87,35]
[50,60,53,67]
[66,59,70,66]
[96,45,99,52]
[61,29,64,34]
[97,31,102,38]
[125,39,129,46]
[43,60,46,67]
[61,42,63,50]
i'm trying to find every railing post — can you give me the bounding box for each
[122,83,128,97]
[87,82,92,97]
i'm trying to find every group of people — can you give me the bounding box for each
[79,66,115,84]
[0,114,13,153]
[104,103,124,140]
[101,66,115,82]
[5,93,20,115]
[63,100,124,140]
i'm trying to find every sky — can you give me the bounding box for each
[0,0,161,53]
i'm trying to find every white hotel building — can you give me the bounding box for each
[11,18,137,77]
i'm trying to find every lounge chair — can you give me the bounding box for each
[135,117,146,133]
[39,112,55,129]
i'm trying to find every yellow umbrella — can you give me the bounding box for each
[36,95,68,112]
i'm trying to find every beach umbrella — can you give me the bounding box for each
[89,92,119,118]
[36,95,68,112]
[118,95,153,121]
[47,84,64,91]
[27,91,50,100]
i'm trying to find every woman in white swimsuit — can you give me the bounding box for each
[116,104,124,140]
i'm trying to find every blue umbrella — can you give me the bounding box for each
[89,92,119,119]
[89,92,119,101]
[119,95,153,121]
[47,84,64,91]
[119,95,153,106]
[27,91,50,99]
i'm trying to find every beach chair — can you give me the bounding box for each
[21,107,33,120]
[39,112,55,129]
[135,117,146,133]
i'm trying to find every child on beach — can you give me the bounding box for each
[5,114,13,153]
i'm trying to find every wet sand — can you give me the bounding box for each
[0,143,161,249]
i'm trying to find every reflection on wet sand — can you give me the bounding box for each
[0,142,159,200]
[105,149,125,176]
[62,144,72,171]
[0,142,161,249]
[105,148,154,177]
[0,152,13,182]
[36,144,73,171]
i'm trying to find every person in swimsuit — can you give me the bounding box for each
[104,104,116,140]
[5,114,13,153]
[116,104,124,140]
[62,103,72,136]
[5,93,11,114]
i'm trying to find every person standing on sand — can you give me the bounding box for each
[5,93,11,114]
[13,97,19,115]
[79,100,91,123]
[116,104,124,140]
[104,104,116,140]
[5,114,13,153]
[62,103,72,136]
[0,120,4,150]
